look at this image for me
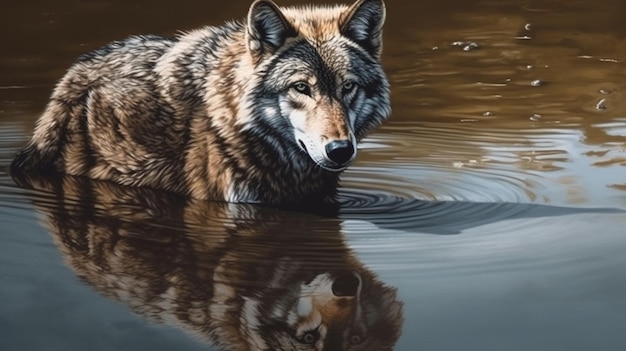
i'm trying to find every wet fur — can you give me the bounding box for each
[11,0,390,205]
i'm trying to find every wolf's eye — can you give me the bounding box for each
[298,330,320,345]
[292,82,312,96]
[342,81,357,93]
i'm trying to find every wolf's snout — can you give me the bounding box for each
[332,272,361,297]
[325,140,355,166]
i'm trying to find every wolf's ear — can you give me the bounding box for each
[340,0,386,59]
[246,0,297,60]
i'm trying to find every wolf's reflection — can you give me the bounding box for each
[13,171,403,351]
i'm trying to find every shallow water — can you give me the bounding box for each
[1,0,626,350]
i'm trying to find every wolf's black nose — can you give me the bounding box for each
[325,140,355,165]
[332,273,361,297]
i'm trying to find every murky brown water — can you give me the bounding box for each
[1,0,626,350]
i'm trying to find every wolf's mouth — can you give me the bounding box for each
[298,140,307,152]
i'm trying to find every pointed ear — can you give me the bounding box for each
[246,0,297,60]
[340,0,386,59]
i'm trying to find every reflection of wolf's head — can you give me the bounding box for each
[14,171,403,350]
[245,0,390,172]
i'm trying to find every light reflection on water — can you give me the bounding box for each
[1,0,626,350]
[354,120,626,207]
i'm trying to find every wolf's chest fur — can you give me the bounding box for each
[12,0,390,206]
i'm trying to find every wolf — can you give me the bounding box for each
[13,171,404,350]
[11,0,390,205]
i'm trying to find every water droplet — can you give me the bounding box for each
[451,41,480,51]
[524,23,532,31]
[483,111,494,117]
[530,113,542,121]
[596,98,607,111]
[599,58,619,63]
[463,42,481,51]
[530,79,546,87]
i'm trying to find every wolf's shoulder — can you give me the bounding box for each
[171,21,247,58]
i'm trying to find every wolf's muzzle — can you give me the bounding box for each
[325,140,355,166]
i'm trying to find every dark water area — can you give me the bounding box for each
[1,0,626,350]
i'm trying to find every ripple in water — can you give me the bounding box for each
[338,186,534,236]
[337,164,621,236]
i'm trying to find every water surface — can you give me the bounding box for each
[1,0,626,350]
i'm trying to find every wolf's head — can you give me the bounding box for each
[244,0,390,172]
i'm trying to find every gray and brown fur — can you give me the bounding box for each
[14,171,404,350]
[11,0,390,205]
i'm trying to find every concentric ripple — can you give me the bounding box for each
[338,184,544,235]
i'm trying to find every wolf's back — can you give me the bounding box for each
[11,35,177,177]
